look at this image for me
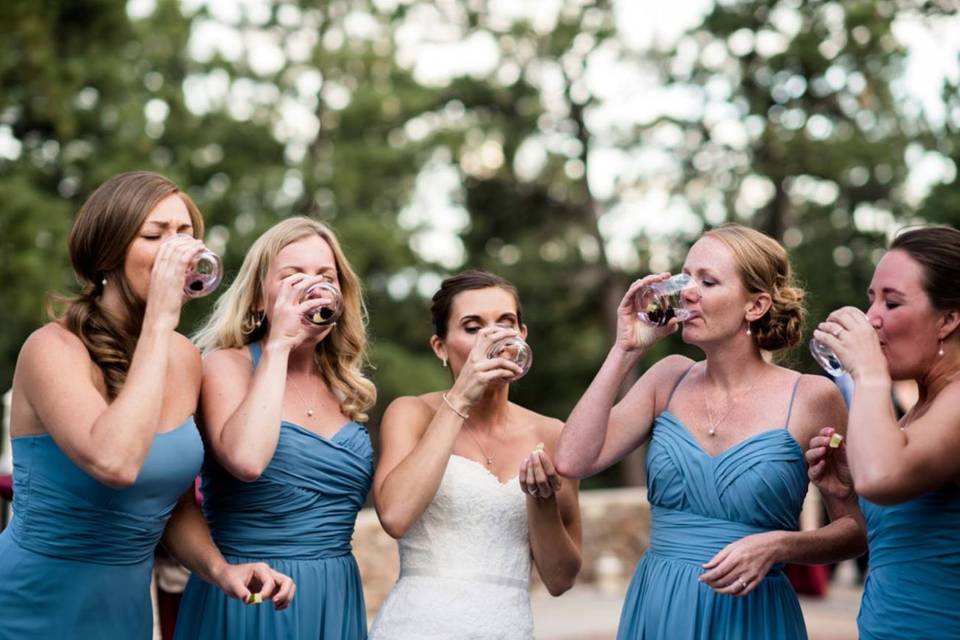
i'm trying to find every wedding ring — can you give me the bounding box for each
[738,579,748,590]
[833,329,843,339]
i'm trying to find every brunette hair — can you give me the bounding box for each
[889,225,960,312]
[430,270,523,339]
[53,171,203,399]
[704,224,806,351]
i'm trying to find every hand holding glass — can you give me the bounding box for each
[636,274,698,326]
[486,336,533,382]
[301,282,343,326]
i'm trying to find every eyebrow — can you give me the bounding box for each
[277,265,336,273]
[144,220,193,228]
[459,313,518,323]
[868,287,906,296]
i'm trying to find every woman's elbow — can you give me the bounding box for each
[554,453,588,480]
[852,470,908,506]
[544,556,582,597]
[376,505,411,539]
[224,456,267,483]
[87,456,141,489]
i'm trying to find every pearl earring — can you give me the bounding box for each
[939,340,945,357]
[442,358,448,368]
[101,277,107,286]
[746,324,751,336]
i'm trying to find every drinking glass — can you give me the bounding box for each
[636,274,699,326]
[301,282,343,326]
[183,249,223,298]
[809,338,846,377]
[486,336,533,382]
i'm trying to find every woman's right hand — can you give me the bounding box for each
[805,427,855,501]
[615,273,680,353]
[447,326,524,409]
[145,234,205,329]
[265,274,333,353]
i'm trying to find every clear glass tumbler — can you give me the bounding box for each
[636,274,699,326]
[486,336,533,382]
[301,282,343,326]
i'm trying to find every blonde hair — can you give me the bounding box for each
[193,216,376,422]
[704,224,806,351]
[54,171,204,399]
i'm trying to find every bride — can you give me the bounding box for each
[369,270,582,639]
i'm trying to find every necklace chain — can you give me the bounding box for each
[703,374,759,437]
[288,375,316,418]
[462,421,503,467]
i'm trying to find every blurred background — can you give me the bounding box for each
[2,0,959,483]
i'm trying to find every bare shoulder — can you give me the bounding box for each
[648,354,698,406]
[381,393,437,431]
[790,373,846,440]
[171,332,201,370]
[18,323,93,378]
[202,346,253,377]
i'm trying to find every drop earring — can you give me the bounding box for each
[746,323,752,336]
[442,357,448,368]
[939,339,945,357]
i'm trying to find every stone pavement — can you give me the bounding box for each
[531,580,862,640]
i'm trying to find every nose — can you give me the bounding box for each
[865,304,883,329]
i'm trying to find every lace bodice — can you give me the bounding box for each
[369,455,534,639]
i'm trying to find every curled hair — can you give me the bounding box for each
[430,270,523,340]
[705,224,806,352]
[890,225,960,313]
[193,216,376,423]
[52,171,203,399]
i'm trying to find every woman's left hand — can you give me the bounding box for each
[213,561,296,610]
[519,446,563,500]
[813,306,887,381]
[698,531,784,596]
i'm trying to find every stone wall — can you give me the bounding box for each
[352,487,651,615]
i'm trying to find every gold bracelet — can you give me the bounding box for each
[441,393,469,420]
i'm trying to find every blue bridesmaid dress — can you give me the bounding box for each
[0,420,203,640]
[618,368,809,640]
[858,484,960,639]
[174,342,373,640]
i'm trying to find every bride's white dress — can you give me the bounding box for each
[369,455,534,639]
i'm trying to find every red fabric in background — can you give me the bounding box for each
[785,563,830,597]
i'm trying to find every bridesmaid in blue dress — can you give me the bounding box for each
[808,225,960,640]
[176,216,377,639]
[556,224,867,639]
[0,171,293,640]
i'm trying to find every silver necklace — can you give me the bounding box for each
[462,421,503,467]
[703,375,759,437]
[287,376,316,418]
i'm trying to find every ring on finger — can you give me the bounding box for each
[738,578,748,590]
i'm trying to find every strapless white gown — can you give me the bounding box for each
[369,455,534,639]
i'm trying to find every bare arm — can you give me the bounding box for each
[201,274,332,481]
[372,396,462,539]
[523,423,582,596]
[374,326,524,538]
[555,274,683,479]
[14,237,203,488]
[200,346,288,482]
[160,492,295,609]
[816,308,960,504]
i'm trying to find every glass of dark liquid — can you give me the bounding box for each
[486,336,533,382]
[809,338,845,377]
[635,274,698,326]
[301,282,343,326]
[183,249,223,298]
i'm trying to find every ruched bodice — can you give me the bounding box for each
[201,420,372,559]
[175,342,373,640]
[858,484,960,639]
[618,369,809,640]
[370,455,534,639]
[6,421,202,564]
[646,411,807,568]
[0,420,203,639]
